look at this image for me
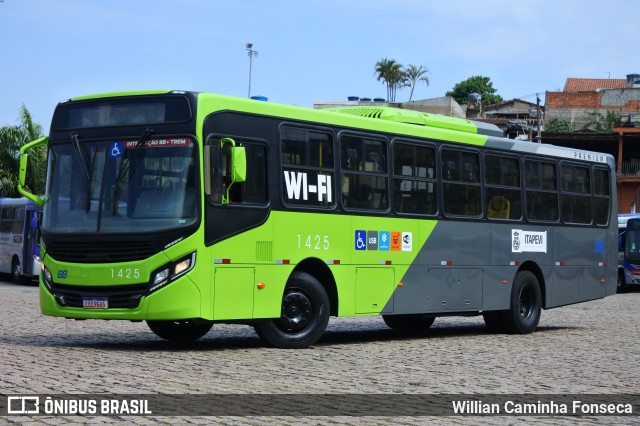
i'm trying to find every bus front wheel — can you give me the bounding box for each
[500,271,542,334]
[253,272,329,349]
[146,319,213,342]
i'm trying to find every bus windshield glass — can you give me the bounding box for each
[625,219,640,261]
[42,137,198,233]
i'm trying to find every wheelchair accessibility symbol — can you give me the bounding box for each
[355,230,366,250]
[111,141,124,158]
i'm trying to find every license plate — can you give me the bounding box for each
[82,297,108,309]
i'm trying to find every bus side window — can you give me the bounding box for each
[208,137,268,206]
[442,148,480,217]
[525,159,558,222]
[484,154,521,220]
[392,141,436,215]
[593,168,610,225]
[12,206,25,234]
[341,135,388,211]
[1,206,13,233]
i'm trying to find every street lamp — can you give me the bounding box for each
[246,43,258,98]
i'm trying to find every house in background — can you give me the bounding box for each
[546,75,639,129]
[544,74,640,214]
[473,98,543,140]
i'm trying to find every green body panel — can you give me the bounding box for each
[40,274,202,320]
[39,209,438,321]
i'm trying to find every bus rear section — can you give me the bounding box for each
[0,198,41,283]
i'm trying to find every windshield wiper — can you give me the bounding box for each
[70,133,92,181]
[112,128,155,214]
[70,133,95,211]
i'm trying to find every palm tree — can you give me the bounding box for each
[374,58,404,102]
[405,64,430,102]
[0,104,46,198]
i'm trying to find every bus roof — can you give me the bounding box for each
[618,213,640,229]
[56,90,615,166]
[0,197,40,208]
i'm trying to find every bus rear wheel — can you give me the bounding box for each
[253,272,329,349]
[500,271,542,334]
[382,314,435,332]
[147,319,213,342]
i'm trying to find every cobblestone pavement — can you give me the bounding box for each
[0,278,639,425]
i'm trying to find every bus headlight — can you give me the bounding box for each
[42,265,53,290]
[149,252,196,293]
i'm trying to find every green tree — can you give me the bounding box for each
[446,75,503,107]
[0,104,46,198]
[404,64,430,102]
[545,117,575,133]
[374,58,404,102]
[584,110,620,132]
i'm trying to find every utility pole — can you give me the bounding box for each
[536,94,542,143]
[246,43,258,98]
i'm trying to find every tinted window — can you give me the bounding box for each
[593,168,610,225]
[484,154,521,220]
[442,148,480,216]
[341,135,388,211]
[525,159,558,221]
[393,141,437,215]
[281,127,335,208]
[560,164,591,224]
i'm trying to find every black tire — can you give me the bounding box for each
[500,271,542,334]
[253,272,329,349]
[147,319,213,342]
[11,259,24,284]
[382,314,435,332]
[482,311,506,333]
[617,271,627,293]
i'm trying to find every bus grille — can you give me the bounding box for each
[46,241,158,263]
[51,283,149,309]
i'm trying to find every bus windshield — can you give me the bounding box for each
[42,136,198,233]
[625,219,640,262]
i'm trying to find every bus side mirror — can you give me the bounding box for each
[220,138,247,204]
[18,137,48,206]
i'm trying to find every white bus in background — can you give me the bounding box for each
[0,198,41,283]
[617,213,640,292]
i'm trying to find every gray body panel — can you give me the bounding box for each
[384,220,617,315]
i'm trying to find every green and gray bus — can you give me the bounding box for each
[19,90,618,348]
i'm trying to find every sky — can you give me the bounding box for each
[1,0,639,130]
